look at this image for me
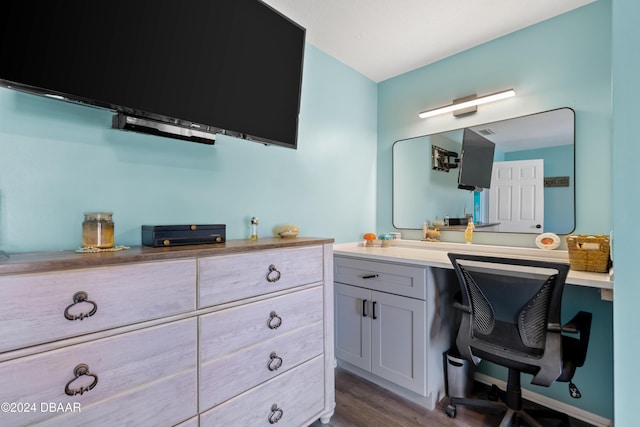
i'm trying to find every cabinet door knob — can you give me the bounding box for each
[266,264,282,283]
[64,363,98,396]
[362,299,368,317]
[267,352,283,371]
[268,311,282,329]
[372,301,378,320]
[64,291,98,321]
[269,404,284,424]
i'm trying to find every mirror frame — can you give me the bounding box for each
[392,108,576,234]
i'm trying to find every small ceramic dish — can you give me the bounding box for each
[535,232,561,250]
[279,230,299,238]
[274,224,300,238]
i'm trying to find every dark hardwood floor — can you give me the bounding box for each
[310,368,595,427]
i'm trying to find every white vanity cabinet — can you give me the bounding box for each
[334,255,455,410]
[335,282,427,394]
[0,238,335,427]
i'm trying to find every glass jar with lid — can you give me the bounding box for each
[82,212,114,249]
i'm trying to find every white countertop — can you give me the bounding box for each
[334,240,613,291]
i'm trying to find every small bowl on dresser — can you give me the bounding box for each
[274,224,300,238]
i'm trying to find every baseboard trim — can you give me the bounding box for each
[474,373,612,427]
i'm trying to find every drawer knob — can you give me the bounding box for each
[269,404,284,424]
[266,264,281,283]
[64,363,99,396]
[267,352,283,372]
[64,291,98,321]
[268,311,283,330]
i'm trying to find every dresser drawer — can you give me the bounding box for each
[37,370,197,427]
[200,356,325,427]
[199,286,323,361]
[198,246,323,307]
[334,256,427,300]
[0,318,197,426]
[200,320,323,410]
[0,259,196,353]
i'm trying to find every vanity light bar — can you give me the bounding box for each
[418,89,516,119]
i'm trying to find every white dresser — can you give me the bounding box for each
[0,238,335,427]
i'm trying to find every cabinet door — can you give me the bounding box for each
[334,283,371,371]
[370,291,427,395]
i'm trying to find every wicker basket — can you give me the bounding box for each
[566,234,612,273]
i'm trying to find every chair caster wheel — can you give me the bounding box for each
[445,404,457,418]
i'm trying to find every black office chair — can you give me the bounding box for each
[445,253,592,427]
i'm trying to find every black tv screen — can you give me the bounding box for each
[457,128,496,191]
[0,0,305,148]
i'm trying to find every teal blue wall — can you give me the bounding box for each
[0,45,378,252]
[378,1,613,420]
[378,1,611,246]
[612,0,640,425]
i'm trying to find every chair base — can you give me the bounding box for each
[446,384,571,427]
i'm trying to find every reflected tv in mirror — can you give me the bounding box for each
[457,129,496,191]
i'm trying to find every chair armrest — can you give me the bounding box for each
[453,301,471,313]
[452,290,471,313]
[562,311,592,367]
[562,311,592,334]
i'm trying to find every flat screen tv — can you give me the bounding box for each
[457,128,496,191]
[0,0,305,148]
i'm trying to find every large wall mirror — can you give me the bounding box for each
[393,108,575,234]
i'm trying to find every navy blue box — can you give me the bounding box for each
[142,224,226,247]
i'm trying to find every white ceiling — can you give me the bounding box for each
[263,0,596,82]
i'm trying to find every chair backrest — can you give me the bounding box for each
[448,253,570,386]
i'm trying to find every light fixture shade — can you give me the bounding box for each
[419,89,515,119]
